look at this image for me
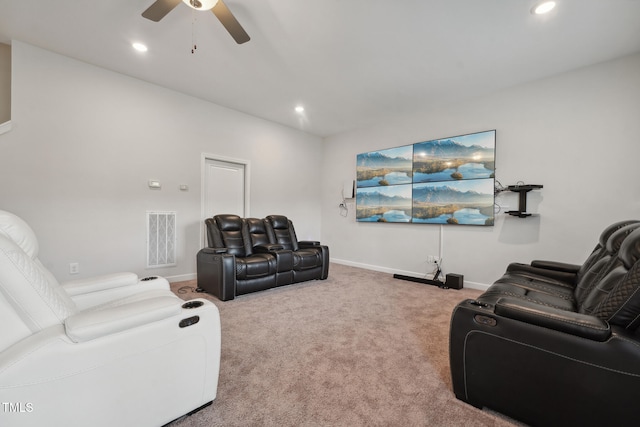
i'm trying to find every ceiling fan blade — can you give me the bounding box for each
[212,0,251,44]
[142,0,182,22]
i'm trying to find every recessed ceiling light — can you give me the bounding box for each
[295,106,305,113]
[531,1,556,15]
[132,42,148,53]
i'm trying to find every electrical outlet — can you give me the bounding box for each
[69,262,79,275]
[427,255,440,264]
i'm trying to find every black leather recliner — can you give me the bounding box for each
[264,215,330,283]
[449,220,640,427]
[197,214,278,300]
[197,214,329,301]
[245,217,294,286]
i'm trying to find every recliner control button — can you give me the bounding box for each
[474,314,497,326]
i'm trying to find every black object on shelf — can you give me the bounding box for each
[506,184,543,217]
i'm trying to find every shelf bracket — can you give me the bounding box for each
[505,184,543,217]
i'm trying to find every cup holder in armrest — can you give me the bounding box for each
[141,276,158,281]
[179,316,200,328]
[182,300,204,309]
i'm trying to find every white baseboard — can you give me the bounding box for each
[330,257,490,291]
[164,261,491,290]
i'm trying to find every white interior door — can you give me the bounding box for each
[201,156,249,247]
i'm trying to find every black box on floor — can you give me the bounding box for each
[445,273,464,289]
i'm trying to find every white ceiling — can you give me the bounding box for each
[1,0,639,137]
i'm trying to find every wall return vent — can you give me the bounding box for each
[147,211,176,268]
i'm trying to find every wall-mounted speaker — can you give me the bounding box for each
[445,273,464,290]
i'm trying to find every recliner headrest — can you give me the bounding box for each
[267,215,289,229]
[245,218,266,234]
[214,214,243,231]
[619,227,640,269]
[0,210,39,258]
[600,220,640,247]
[607,224,640,254]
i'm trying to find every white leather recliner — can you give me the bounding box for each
[0,210,221,427]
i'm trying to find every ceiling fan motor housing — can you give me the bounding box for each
[184,0,218,10]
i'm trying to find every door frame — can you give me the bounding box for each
[200,153,251,248]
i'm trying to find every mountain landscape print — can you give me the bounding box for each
[355,130,496,225]
[356,184,412,222]
[413,130,495,183]
[412,179,495,225]
[356,145,413,188]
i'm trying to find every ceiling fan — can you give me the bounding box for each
[142,0,250,44]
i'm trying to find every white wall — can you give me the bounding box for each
[321,53,640,289]
[0,43,10,124]
[0,41,323,281]
[3,42,639,289]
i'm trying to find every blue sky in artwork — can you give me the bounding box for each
[414,178,494,195]
[373,145,413,160]
[424,130,495,149]
[359,184,412,198]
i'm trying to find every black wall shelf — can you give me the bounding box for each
[505,184,543,217]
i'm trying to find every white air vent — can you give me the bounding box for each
[147,211,176,268]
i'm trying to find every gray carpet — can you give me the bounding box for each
[169,263,519,427]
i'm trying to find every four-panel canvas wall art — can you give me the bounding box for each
[356,130,496,226]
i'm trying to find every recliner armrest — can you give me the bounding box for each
[202,247,228,254]
[495,297,611,341]
[254,244,284,252]
[298,241,320,247]
[62,272,139,296]
[530,260,581,274]
[64,275,171,311]
[64,296,182,342]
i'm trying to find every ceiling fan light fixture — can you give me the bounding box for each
[531,1,556,15]
[182,0,218,10]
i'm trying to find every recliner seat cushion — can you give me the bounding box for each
[235,254,277,279]
[293,249,323,270]
[478,282,575,311]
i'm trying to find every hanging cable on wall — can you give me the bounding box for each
[494,179,507,214]
[339,186,349,217]
[339,181,354,217]
[339,200,349,217]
